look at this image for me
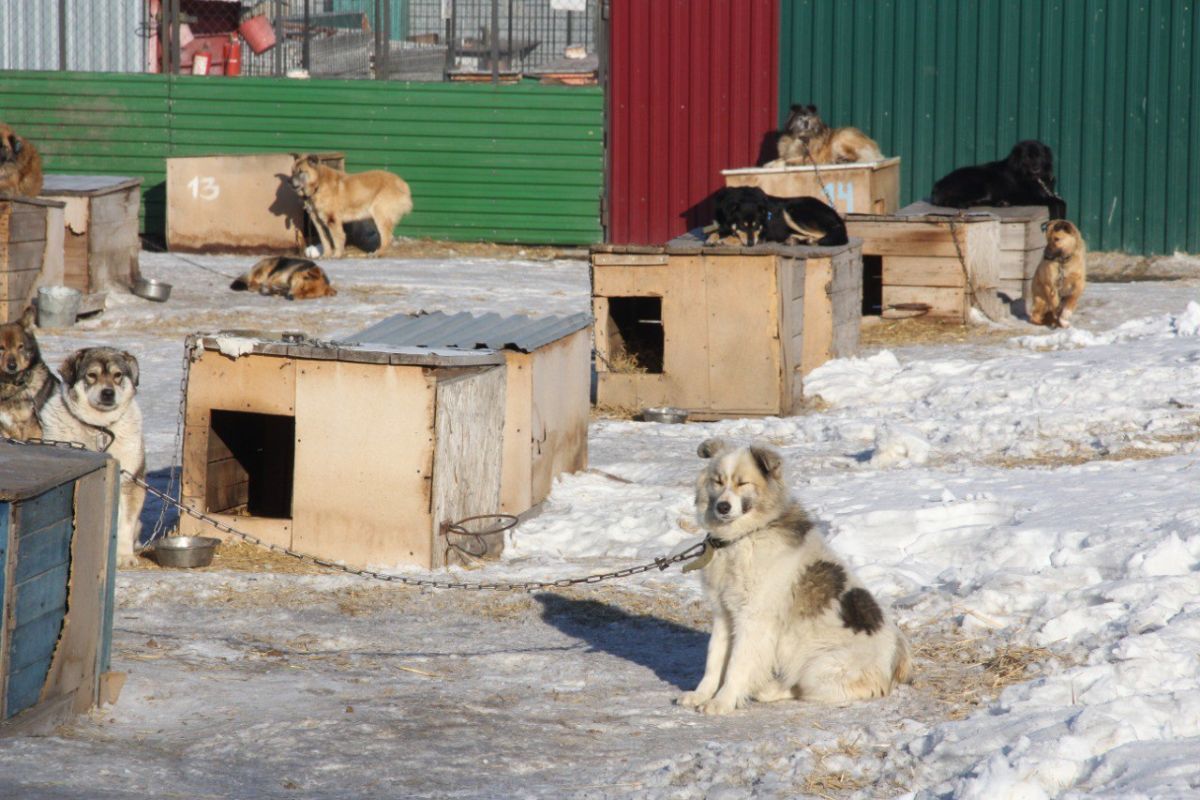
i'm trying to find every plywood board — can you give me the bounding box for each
[184,351,296,426]
[592,263,671,297]
[591,254,669,266]
[775,256,805,412]
[528,330,590,507]
[704,254,780,413]
[292,361,437,569]
[177,507,292,549]
[661,255,712,410]
[498,353,533,515]
[722,157,901,215]
[844,218,964,257]
[801,257,834,376]
[883,285,967,319]
[882,255,967,288]
[431,366,506,567]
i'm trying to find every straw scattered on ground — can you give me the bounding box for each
[860,316,1016,348]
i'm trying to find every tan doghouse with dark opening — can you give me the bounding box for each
[349,312,591,518]
[846,209,1005,322]
[179,334,508,569]
[592,231,863,419]
[0,196,65,323]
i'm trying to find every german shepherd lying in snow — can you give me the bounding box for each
[231,257,338,301]
[710,187,848,247]
[290,154,413,258]
[1029,219,1086,328]
[0,306,55,440]
[771,104,883,166]
[679,439,910,714]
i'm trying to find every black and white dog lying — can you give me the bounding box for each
[710,186,848,247]
[930,140,1067,220]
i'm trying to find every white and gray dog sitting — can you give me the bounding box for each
[40,347,146,567]
[679,438,910,714]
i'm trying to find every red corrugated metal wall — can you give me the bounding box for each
[607,0,780,244]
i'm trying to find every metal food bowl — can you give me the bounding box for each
[132,277,173,302]
[151,536,220,568]
[642,406,689,424]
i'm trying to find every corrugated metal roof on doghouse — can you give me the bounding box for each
[349,312,592,353]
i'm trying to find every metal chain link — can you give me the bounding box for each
[2,424,708,591]
[147,339,194,544]
[801,140,842,213]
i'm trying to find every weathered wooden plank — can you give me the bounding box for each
[13,518,72,584]
[4,661,50,719]
[883,256,968,288]
[883,286,967,319]
[7,610,64,673]
[15,485,73,535]
[14,564,69,622]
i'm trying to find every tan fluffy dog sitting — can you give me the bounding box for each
[772,104,883,166]
[290,154,413,258]
[0,123,44,197]
[1029,219,1087,328]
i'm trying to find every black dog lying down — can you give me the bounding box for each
[711,186,848,247]
[930,139,1067,219]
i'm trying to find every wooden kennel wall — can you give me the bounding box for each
[722,157,901,215]
[592,231,863,419]
[166,152,344,254]
[349,312,592,517]
[845,210,1004,322]
[0,196,65,324]
[898,201,1048,304]
[0,442,120,736]
[179,334,508,569]
[40,176,142,307]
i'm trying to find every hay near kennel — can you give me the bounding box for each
[591,230,863,419]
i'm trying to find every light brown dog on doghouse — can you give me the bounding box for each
[0,123,43,197]
[290,154,413,258]
[773,104,883,166]
[1029,219,1086,328]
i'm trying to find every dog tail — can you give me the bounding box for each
[782,209,832,245]
[230,276,249,291]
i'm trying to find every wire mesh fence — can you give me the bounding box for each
[0,0,600,84]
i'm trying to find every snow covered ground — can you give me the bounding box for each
[2,251,1199,799]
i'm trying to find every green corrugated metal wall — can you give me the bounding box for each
[780,0,1200,255]
[0,70,603,244]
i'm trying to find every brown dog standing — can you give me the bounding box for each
[0,124,44,197]
[1029,219,1087,328]
[290,154,412,258]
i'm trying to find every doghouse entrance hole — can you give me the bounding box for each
[206,410,295,519]
[862,255,883,316]
[606,297,664,374]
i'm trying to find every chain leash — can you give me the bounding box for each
[801,141,841,212]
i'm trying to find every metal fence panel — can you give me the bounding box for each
[780,0,1200,255]
[0,70,602,244]
[0,0,144,73]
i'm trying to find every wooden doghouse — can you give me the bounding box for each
[592,231,862,419]
[179,333,509,569]
[40,176,143,307]
[722,157,901,215]
[166,152,344,253]
[0,196,65,324]
[349,312,592,516]
[899,201,1048,304]
[0,442,120,735]
[845,210,1004,322]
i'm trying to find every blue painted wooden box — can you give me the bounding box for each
[0,441,119,734]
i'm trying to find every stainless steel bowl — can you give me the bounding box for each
[151,536,220,568]
[642,406,689,424]
[132,277,173,302]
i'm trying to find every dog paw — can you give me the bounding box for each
[697,696,741,715]
[305,244,323,258]
[117,553,140,569]
[677,690,712,708]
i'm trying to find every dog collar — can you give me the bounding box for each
[704,533,732,550]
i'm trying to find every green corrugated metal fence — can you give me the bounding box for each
[0,70,604,244]
[780,0,1200,255]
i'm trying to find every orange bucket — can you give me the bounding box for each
[238,15,276,54]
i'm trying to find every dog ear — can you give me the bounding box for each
[749,444,783,480]
[12,136,22,155]
[19,304,35,330]
[697,437,732,460]
[120,351,140,386]
[59,350,85,387]
[807,104,818,113]
[305,154,319,166]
